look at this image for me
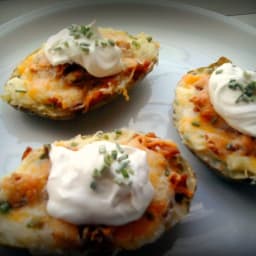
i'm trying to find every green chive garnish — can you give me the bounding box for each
[165,169,170,176]
[90,180,97,191]
[15,89,27,93]
[191,121,200,127]
[0,202,11,214]
[215,69,223,74]
[111,150,118,160]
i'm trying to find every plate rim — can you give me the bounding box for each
[0,0,256,37]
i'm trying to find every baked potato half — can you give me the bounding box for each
[173,57,256,183]
[1,26,159,120]
[0,129,196,255]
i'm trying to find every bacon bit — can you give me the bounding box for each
[133,133,179,160]
[183,74,201,85]
[21,147,32,160]
[145,132,157,138]
[1,172,48,207]
[190,87,216,121]
[205,134,228,156]
[170,173,193,198]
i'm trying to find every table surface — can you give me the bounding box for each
[0,0,256,28]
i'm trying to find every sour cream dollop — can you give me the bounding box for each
[209,63,256,137]
[46,141,154,225]
[44,23,123,77]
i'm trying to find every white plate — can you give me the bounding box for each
[0,1,256,255]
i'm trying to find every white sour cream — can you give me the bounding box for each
[44,23,123,77]
[46,141,154,225]
[209,63,256,137]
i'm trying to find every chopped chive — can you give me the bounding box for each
[121,168,129,178]
[103,134,109,140]
[108,39,115,46]
[93,168,100,177]
[64,41,69,48]
[70,142,78,147]
[215,69,223,74]
[0,202,11,214]
[132,40,140,49]
[111,150,118,160]
[165,169,170,176]
[26,217,44,229]
[101,41,108,48]
[147,36,152,42]
[115,130,122,138]
[104,154,113,167]
[15,89,27,93]
[191,121,200,127]
[87,31,93,39]
[228,79,256,103]
[210,116,218,124]
[54,46,63,51]
[90,180,97,191]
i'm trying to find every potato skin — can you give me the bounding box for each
[0,129,196,254]
[173,57,256,183]
[2,28,159,120]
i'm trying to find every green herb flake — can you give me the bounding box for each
[103,134,109,140]
[90,180,97,191]
[70,142,78,147]
[0,202,11,214]
[111,150,118,160]
[15,89,27,93]
[228,79,256,103]
[165,169,170,177]
[215,69,223,75]
[54,46,63,52]
[26,217,44,229]
[210,116,218,124]
[104,154,113,167]
[87,31,93,39]
[93,168,101,178]
[121,168,129,179]
[191,121,200,127]
[101,41,108,48]
[132,40,140,49]
[108,39,115,46]
[64,41,69,48]
[147,36,152,42]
